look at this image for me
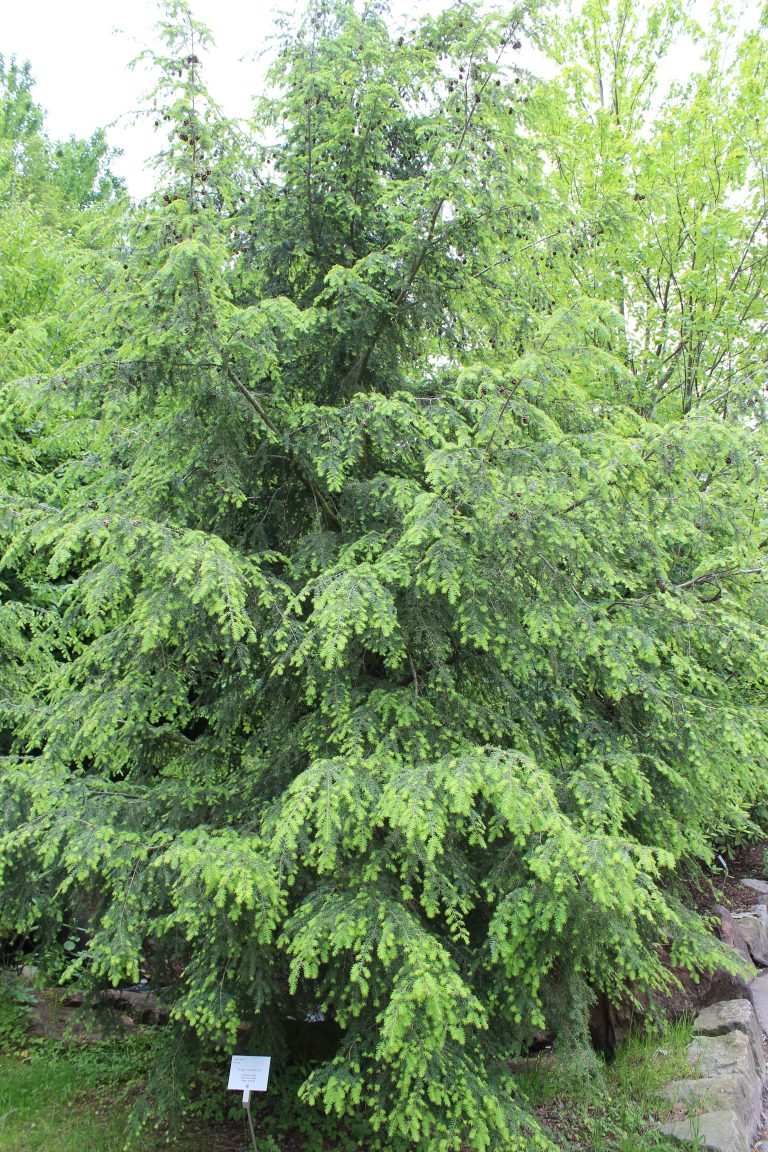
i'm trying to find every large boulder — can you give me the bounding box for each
[661,1109,748,1152]
[664,1070,759,1142]
[748,970,768,1038]
[712,905,753,965]
[693,999,765,1081]
[731,905,768,966]
[660,1000,765,1151]
[696,969,755,1009]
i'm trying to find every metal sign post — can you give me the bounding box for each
[227,1055,271,1152]
[243,1087,259,1152]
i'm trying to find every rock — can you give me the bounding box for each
[61,991,86,1008]
[589,990,615,1059]
[698,969,755,1008]
[739,878,768,896]
[664,1072,760,1138]
[693,1000,765,1081]
[101,988,167,1024]
[656,961,754,1021]
[660,1108,748,1152]
[732,907,768,966]
[662,1028,763,1148]
[644,942,754,1024]
[687,1031,760,1094]
[713,905,753,964]
[658,962,768,1150]
[607,995,641,1048]
[748,970,768,1037]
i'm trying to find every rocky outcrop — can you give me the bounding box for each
[660,1001,765,1151]
[693,1000,765,1078]
[663,1109,751,1152]
[713,905,753,965]
[731,905,768,967]
[660,879,768,1151]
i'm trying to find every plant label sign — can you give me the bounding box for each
[227,1055,271,1093]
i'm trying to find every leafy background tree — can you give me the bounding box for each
[1,1,767,1149]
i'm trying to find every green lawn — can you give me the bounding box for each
[0,1046,253,1151]
[0,1054,135,1152]
[0,974,247,1152]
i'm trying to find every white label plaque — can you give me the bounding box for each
[228,1055,271,1093]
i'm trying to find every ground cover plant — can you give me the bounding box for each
[1,0,768,1149]
[0,971,697,1151]
[518,1022,699,1152]
[0,973,154,1152]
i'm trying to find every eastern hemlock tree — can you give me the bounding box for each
[1,2,768,1150]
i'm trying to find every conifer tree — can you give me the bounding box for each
[1,3,767,1149]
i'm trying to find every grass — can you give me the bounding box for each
[515,1021,699,1151]
[0,1054,136,1151]
[0,1041,254,1152]
[0,972,250,1152]
[0,970,703,1152]
[0,972,155,1152]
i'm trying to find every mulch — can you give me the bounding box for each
[669,842,768,918]
[715,841,768,911]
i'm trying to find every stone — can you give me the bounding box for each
[589,990,615,1058]
[713,905,753,964]
[748,970,768,1037]
[664,1072,760,1138]
[659,979,768,1150]
[662,1029,763,1146]
[740,878,768,896]
[731,906,768,966]
[693,1000,765,1081]
[61,991,86,1008]
[698,970,755,1009]
[101,988,168,1024]
[649,943,753,1021]
[660,1109,748,1152]
[663,964,755,1018]
[687,1031,760,1093]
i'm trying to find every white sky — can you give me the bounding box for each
[2,0,759,200]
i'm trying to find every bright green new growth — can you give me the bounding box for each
[1,1,767,1149]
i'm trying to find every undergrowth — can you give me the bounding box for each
[0,972,36,1054]
[516,1023,698,1151]
[0,971,703,1152]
